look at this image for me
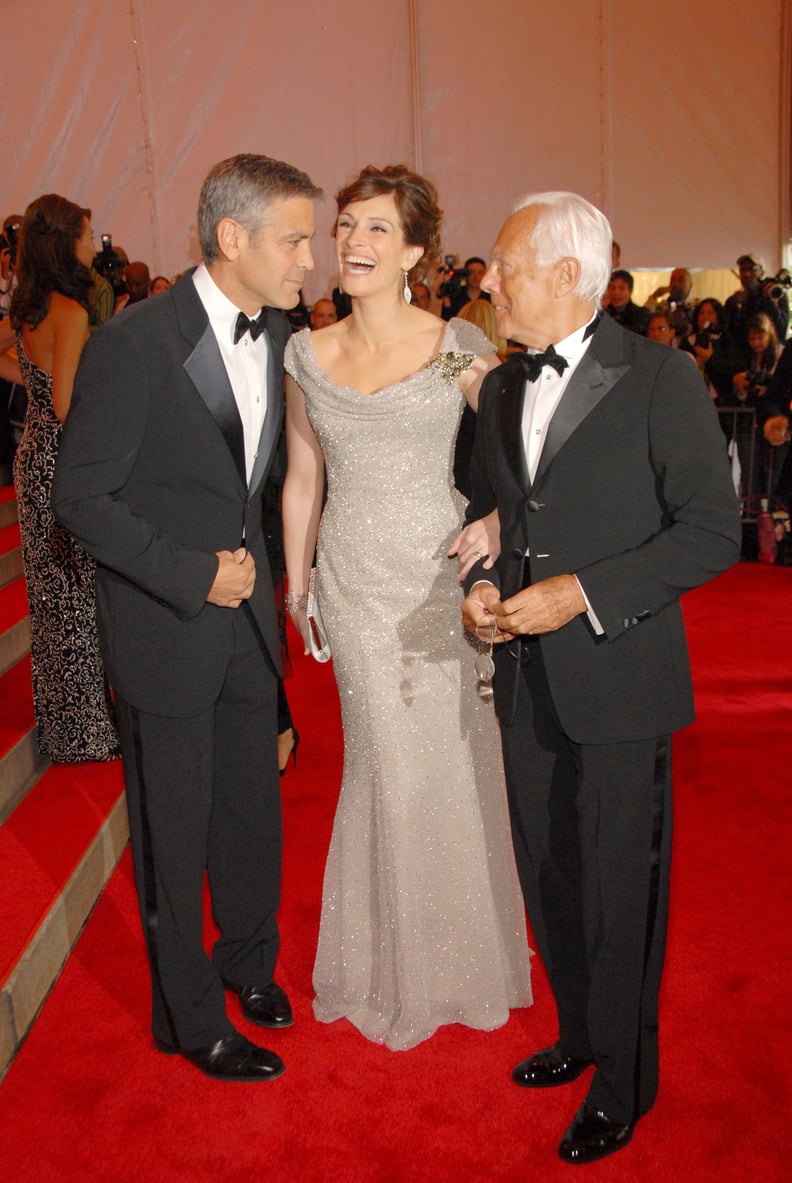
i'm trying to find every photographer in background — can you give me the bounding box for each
[0,215,22,315]
[0,216,24,480]
[92,234,128,312]
[715,312,784,499]
[681,298,724,380]
[644,266,695,340]
[438,254,490,320]
[724,253,789,348]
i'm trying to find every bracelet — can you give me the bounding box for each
[285,591,308,616]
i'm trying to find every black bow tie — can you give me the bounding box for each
[234,309,267,344]
[509,343,568,383]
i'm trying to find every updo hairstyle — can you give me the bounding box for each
[334,165,442,284]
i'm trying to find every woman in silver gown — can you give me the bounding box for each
[283,166,531,1050]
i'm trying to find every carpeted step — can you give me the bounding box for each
[0,758,127,1081]
[0,489,129,1082]
[0,521,22,590]
[0,656,42,823]
[0,486,18,529]
[0,571,30,678]
[0,494,29,677]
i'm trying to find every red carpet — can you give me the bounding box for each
[0,563,789,1181]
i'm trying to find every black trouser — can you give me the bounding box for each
[116,609,282,1051]
[501,645,672,1123]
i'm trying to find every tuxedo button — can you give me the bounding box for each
[526,499,541,512]
[512,547,524,559]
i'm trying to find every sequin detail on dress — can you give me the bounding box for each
[285,318,532,1050]
[13,336,120,762]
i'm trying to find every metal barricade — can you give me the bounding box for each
[715,406,775,519]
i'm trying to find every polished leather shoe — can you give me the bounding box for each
[558,1102,633,1164]
[512,1042,593,1088]
[154,1031,284,1082]
[223,979,294,1028]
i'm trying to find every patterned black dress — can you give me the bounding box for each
[13,335,119,761]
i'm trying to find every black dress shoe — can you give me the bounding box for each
[223,979,294,1028]
[155,1031,284,1082]
[512,1042,593,1088]
[558,1102,633,1164]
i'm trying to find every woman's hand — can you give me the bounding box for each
[448,509,501,581]
[291,605,312,655]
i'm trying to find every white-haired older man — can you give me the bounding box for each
[461,192,740,1163]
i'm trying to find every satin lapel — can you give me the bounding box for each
[173,275,247,490]
[498,365,532,493]
[248,311,286,493]
[183,329,246,489]
[532,318,629,490]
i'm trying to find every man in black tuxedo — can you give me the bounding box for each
[53,155,320,1082]
[460,192,740,1163]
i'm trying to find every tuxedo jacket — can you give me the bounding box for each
[53,271,289,717]
[465,312,741,743]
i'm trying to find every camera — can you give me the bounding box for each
[695,327,719,349]
[745,368,772,397]
[438,255,470,302]
[764,270,791,301]
[0,221,20,268]
[93,233,127,297]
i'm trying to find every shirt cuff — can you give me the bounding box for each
[574,574,604,635]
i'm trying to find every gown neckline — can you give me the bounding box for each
[299,320,456,398]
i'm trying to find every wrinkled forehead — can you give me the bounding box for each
[492,208,540,266]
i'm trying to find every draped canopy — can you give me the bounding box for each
[3,0,790,304]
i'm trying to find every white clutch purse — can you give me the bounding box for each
[306,567,331,663]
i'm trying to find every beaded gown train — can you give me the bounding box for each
[285,319,532,1050]
[13,337,119,762]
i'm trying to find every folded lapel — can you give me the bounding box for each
[248,310,287,493]
[532,317,629,490]
[172,275,247,489]
[183,328,247,489]
[497,364,532,493]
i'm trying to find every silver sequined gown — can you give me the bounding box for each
[285,319,532,1050]
[13,336,119,762]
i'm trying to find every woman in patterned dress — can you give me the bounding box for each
[10,195,119,761]
[282,166,532,1050]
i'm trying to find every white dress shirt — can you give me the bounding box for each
[521,319,595,482]
[192,262,268,484]
[520,317,603,631]
[471,316,603,633]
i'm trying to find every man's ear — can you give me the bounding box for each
[555,256,580,297]
[216,217,243,262]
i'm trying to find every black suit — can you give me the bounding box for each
[465,312,740,1121]
[53,273,289,1049]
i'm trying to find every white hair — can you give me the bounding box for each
[513,191,612,307]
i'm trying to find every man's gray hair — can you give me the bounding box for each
[198,154,322,263]
[513,191,612,307]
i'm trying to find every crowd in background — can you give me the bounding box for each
[2,202,791,548]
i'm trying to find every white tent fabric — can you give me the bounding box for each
[3,0,790,305]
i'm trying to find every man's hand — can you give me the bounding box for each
[494,574,586,636]
[206,548,256,607]
[461,581,507,638]
[764,414,791,446]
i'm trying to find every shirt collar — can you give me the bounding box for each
[192,261,260,347]
[528,315,598,364]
